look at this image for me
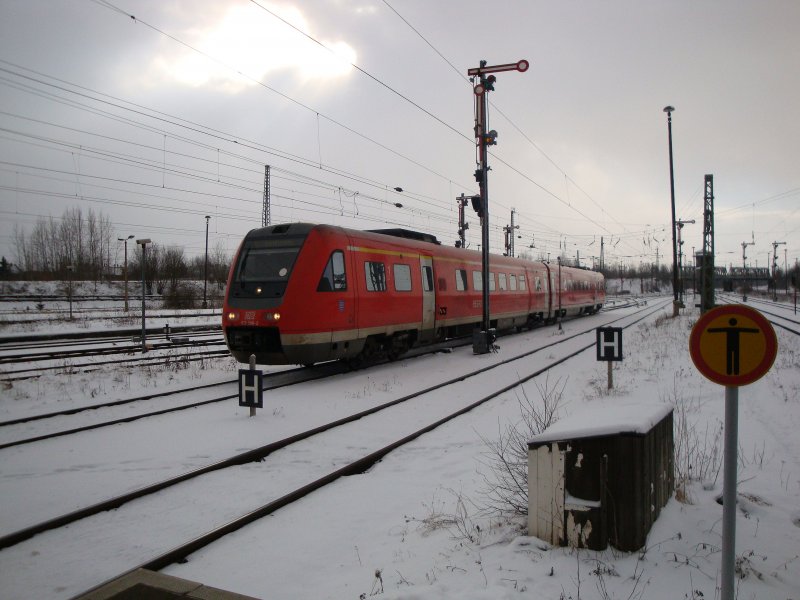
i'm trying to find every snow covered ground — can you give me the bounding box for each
[0,284,799,600]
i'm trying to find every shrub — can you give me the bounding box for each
[163,282,198,309]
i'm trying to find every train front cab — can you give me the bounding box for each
[224,224,439,366]
[224,224,358,365]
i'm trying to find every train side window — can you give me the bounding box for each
[422,265,434,292]
[456,269,468,291]
[365,261,387,291]
[317,250,347,292]
[394,264,412,291]
[498,273,507,291]
[472,271,483,291]
[519,275,526,291]
[488,273,496,292]
[509,274,517,291]
[535,277,542,292]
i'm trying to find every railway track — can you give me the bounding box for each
[0,298,655,446]
[0,361,343,449]
[716,293,800,336]
[0,324,221,350]
[0,299,671,599]
[0,307,220,325]
[0,326,225,380]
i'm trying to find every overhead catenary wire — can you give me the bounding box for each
[379,0,645,259]
[87,0,645,259]
[1,6,663,264]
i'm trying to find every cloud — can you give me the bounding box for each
[142,2,356,93]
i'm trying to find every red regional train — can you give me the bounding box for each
[223,223,605,366]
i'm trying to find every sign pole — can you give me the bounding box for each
[720,384,738,600]
[596,327,623,388]
[689,305,778,600]
[238,353,264,416]
[249,354,257,418]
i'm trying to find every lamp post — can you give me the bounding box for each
[117,235,134,311]
[203,215,210,309]
[66,264,74,320]
[663,106,679,316]
[137,239,151,353]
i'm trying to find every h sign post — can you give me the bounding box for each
[596,327,623,389]
[239,354,263,416]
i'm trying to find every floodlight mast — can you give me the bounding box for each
[663,105,679,316]
[468,59,528,355]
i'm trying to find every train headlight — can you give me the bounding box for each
[264,312,281,321]
[255,287,262,295]
[227,311,238,321]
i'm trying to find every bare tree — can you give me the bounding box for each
[12,206,114,280]
[160,246,188,288]
[210,240,231,289]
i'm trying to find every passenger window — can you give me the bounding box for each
[394,264,412,291]
[472,271,483,291]
[456,269,468,291]
[535,277,542,292]
[509,274,517,291]
[519,275,526,291]
[488,273,496,292]
[317,250,347,292]
[365,261,386,291]
[498,273,507,291]
[422,265,434,292]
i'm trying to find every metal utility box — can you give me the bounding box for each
[528,403,673,551]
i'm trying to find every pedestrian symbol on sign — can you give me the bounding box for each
[690,305,777,387]
[706,318,760,375]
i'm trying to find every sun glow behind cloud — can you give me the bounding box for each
[152,3,356,92]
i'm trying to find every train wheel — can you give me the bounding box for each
[347,337,377,370]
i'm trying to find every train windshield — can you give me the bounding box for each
[231,236,304,298]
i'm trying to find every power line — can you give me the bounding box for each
[378,2,644,258]
[0,62,465,212]
[89,2,468,186]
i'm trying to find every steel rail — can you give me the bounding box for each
[70,298,670,599]
[1,300,670,556]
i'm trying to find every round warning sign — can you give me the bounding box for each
[689,305,778,386]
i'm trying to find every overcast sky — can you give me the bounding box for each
[1,0,798,273]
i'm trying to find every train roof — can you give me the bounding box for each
[241,223,602,276]
[366,228,441,245]
[244,223,316,240]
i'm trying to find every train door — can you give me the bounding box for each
[419,255,435,341]
[543,262,554,319]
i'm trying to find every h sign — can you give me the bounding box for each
[238,369,264,408]
[596,327,623,362]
